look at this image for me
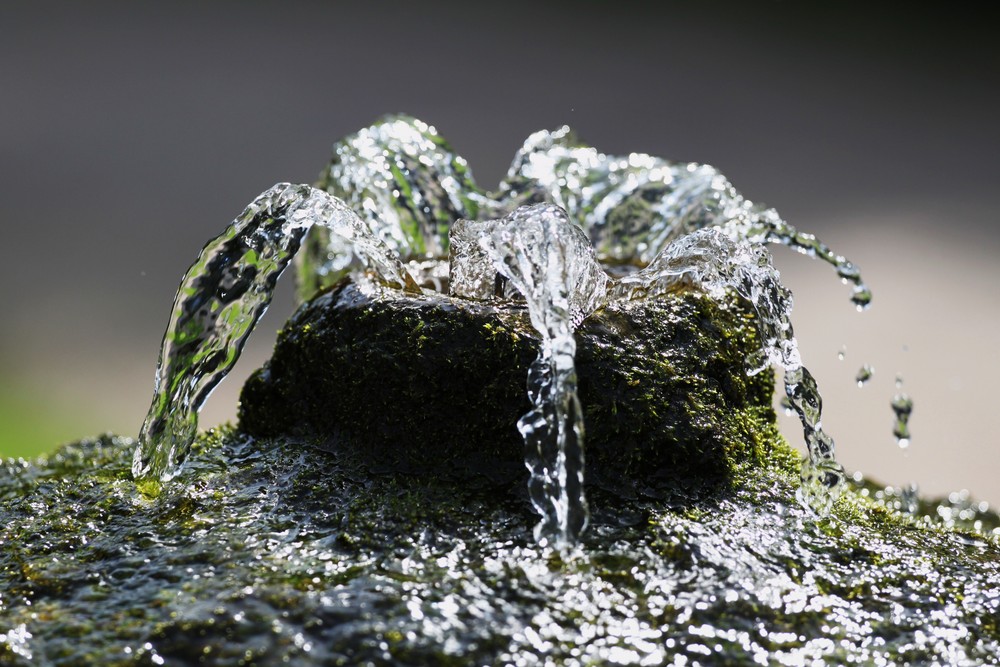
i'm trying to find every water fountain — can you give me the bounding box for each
[1,116,997,665]
[133,115,865,546]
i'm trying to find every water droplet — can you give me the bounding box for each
[855,364,874,387]
[901,482,919,515]
[837,346,846,361]
[851,284,873,310]
[895,374,904,389]
[779,395,794,416]
[892,393,913,448]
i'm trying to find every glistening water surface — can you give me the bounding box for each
[3,432,998,664]
[135,116,870,547]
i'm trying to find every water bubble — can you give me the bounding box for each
[855,364,874,387]
[891,393,913,449]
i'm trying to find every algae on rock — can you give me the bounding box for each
[2,283,999,665]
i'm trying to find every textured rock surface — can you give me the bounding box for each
[2,430,999,665]
[239,280,780,499]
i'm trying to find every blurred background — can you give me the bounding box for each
[2,2,997,504]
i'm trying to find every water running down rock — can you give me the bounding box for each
[134,115,867,546]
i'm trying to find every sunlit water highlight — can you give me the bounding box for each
[135,116,870,546]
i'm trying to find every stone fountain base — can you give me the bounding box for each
[239,279,782,500]
[2,282,999,665]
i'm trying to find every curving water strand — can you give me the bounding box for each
[133,184,419,482]
[298,115,504,302]
[499,125,871,310]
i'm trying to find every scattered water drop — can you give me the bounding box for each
[901,482,919,515]
[779,394,794,416]
[837,346,846,361]
[855,364,874,387]
[891,393,914,449]
[895,374,904,389]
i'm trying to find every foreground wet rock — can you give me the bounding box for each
[2,286,1000,665]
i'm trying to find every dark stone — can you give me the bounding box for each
[239,280,782,499]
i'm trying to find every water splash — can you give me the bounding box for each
[892,393,914,449]
[901,481,920,515]
[455,212,843,541]
[856,364,874,387]
[499,125,872,310]
[298,115,503,301]
[604,228,845,503]
[132,184,419,481]
[137,116,868,543]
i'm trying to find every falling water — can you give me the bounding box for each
[137,116,869,544]
[499,125,872,310]
[892,393,914,449]
[607,229,847,510]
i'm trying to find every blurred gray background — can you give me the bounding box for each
[2,2,997,504]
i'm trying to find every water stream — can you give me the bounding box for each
[135,116,869,546]
[131,184,419,481]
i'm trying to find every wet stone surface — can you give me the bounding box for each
[2,429,999,665]
[2,285,1000,665]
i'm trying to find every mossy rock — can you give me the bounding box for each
[3,284,1000,665]
[239,280,782,500]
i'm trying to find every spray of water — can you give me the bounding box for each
[136,116,867,545]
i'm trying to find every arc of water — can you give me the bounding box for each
[132,183,419,482]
